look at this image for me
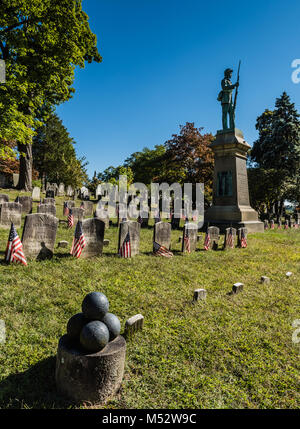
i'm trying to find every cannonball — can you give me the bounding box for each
[67,313,88,340]
[80,321,110,352]
[81,292,109,320]
[102,313,121,341]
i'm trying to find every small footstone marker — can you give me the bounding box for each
[193,289,207,302]
[103,239,110,246]
[232,283,244,294]
[125,314,144,336]
[261,276,270,284]
[286,272,293,278]
[58,240,69,248]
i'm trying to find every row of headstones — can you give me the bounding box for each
[0,195,96,228]
[264,219,300,229]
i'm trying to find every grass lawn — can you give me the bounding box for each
[0,189,299,409]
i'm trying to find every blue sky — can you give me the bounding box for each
[56,0,300,178]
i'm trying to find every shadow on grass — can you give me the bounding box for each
[0,356,76,409]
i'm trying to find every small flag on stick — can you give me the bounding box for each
[5,223,27,266]
[204,230,211,250]
[240,229,247,248]
[63,201,69,216]
[183,227,191,253]
[68,208,74,228]
[119,231,131,258]
[70,221,86,258]
[153,241,173,258]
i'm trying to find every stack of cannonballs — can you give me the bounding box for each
[66,292,121,353]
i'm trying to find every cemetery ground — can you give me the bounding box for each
[0,190,299,409]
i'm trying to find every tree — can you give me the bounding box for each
[250,92,300,213]
[163,122,215,203]
[124,145,167,184]
[32,113,88,188]
[0,0,101,190]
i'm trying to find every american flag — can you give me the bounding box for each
[284,221,289,230]
[38,199,42,206]
[5,223,27,266]
[226,227,234,248]
[240,229,247,248]
[278,222,282,230]
[137,215,143,224]
[271,221,275,229]
[63,201,69,216]
[183,227,191,253]
[68,208,74,228]
[80,201,85,210]
[70,221,87,258]
[153,241,173,258]
[119,231,131,258]
[264,221,269,230]
[204,230,211,251]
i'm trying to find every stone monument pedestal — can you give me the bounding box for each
[205,129,263,233]
[55,334,126,404]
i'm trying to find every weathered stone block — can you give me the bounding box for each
[125,314,144,336]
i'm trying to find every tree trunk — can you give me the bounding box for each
[18,142,33,191]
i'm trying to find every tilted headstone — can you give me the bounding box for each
[32,187,41,201]
[237,227,248,247]
[118,221,140,257]
[153,221,171,250]
[72,207,85,222]
[181,222,198,253]
[80,218,105,258]
[208,226,220,250]
[0,194,9,204]
[16,196,32,214]
[0,202,22,228]
[43,197,56,206]
[81,201,94,216]
[37,204,56,217]
[223,227,237,249]
[22,213,59,260]
[57,183,65,196]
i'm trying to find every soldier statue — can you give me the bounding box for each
[217,67,240,130]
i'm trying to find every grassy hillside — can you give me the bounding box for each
[0,189,299,409]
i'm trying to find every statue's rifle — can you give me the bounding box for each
[233,60,241,114]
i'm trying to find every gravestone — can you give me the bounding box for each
[13,174,19,188]
[0,202,22,228]
[237,227,248,247]
[66,186,74,197]
[208,226,220,250]
[16,196,32,214]
[81,201,94,216]
[0,194,9,204]
[80,218,105,258]
[46,189,55,198]
[80,186,89,200]
[94,208,109,229]
[232,283,244,294]
[125,314,144,336]
[37,204,56,217]
[118,221,140,257]
[22,213,58,260]
[223,227,237,249]
[72,207,85,222]
[57,183,65,196]
[32,187,40,201]
[153,221,171,250]
[193,289,207,302]
[171,214,180,230]
[181,222,198,253]
[43,197,56,206]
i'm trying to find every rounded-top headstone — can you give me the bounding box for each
[67,313,89,341]
[82,291,109,320]
[102,313,121,341]
[80,320,109,352]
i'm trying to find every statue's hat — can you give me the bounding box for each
[224,68,233,75]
